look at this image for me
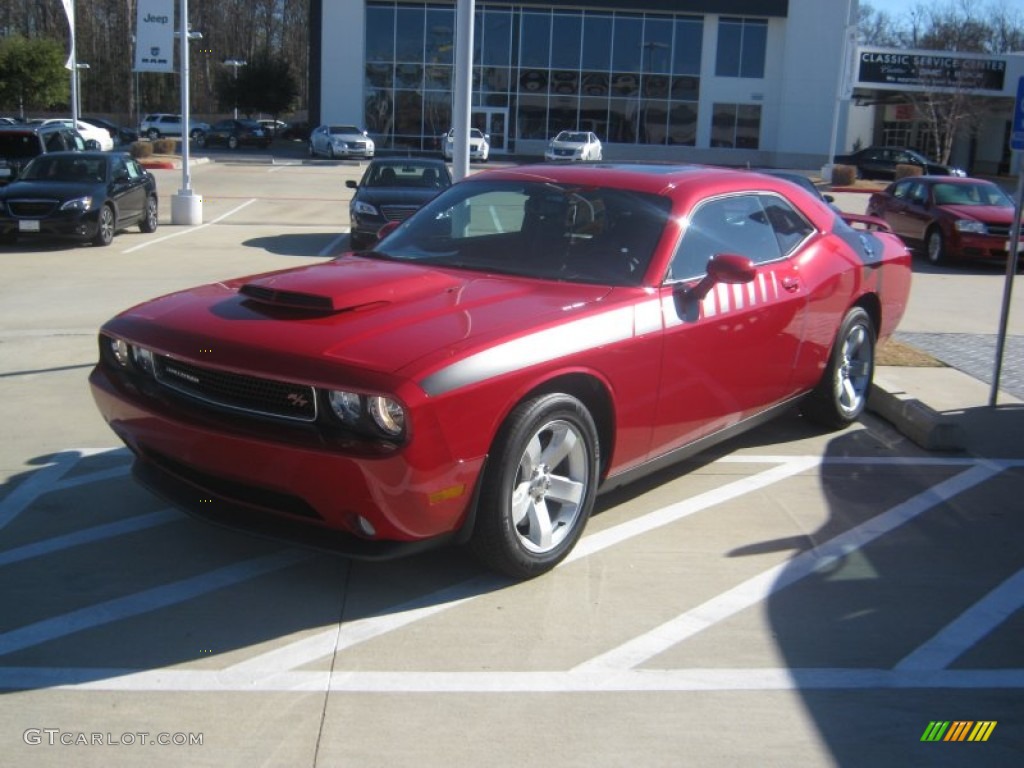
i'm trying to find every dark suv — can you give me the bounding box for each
[0,123,90,185]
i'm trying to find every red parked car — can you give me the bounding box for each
[866,175,1021,265]
[90,164,912,579]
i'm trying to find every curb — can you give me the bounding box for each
[868,377,967,451]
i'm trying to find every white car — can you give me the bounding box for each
[139,113,211,141]
[41,118,114,151]
[545,130,602,162]
[443,128,489,162]
[308,125,375,159]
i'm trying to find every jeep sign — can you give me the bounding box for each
[134,0,174,73]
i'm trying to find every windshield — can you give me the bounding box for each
[366,163,449,189]
[933,182,1012,207]
[21,155,106,182]
[0,134,41,159]
[555,132,589,143]
[329,125,361,135]
[365,180,671,287]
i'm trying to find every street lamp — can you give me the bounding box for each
[223,59,247,119]
[74,63,90,116]
[171,7,203,226]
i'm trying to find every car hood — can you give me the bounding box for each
[0,180,99,199]
[353,187,443,206]
[104,256,614,385]
[940,204,1017,223]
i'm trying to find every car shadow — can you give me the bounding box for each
[0,448,500,689]
[242,232,350,257]
[752,407,1024,764]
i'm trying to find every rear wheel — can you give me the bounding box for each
[93,205,115,246]
[800,307,875,430]
[147,128,160,140]
[469,393,599,579]
[194,132,207,148]
[327,145,335,159]
[227,135,239,150]
[139,195,158,233]
[926,227,946,265]
[308,141,316,157]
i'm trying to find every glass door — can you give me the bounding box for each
[472,108,508,155]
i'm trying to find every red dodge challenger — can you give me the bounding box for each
[90,164,912,579]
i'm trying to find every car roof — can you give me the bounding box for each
[368,156,449,169]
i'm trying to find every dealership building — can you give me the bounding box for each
[310,0,1024,173]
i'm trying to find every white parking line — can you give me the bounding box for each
[0,550,309,657]
[895,566,1024,671]
[573,462,1004,673]
[120,199,258,254]
[0,453,1018,693]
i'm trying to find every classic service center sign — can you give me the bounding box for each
[858,49,1006,93]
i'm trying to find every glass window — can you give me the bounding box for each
[639,101,668,144]
[607,99,637,143]
[670,75,699,101]
[673,17,703,75]
[365,89,393,138]
[551,14,582,70]
[395,63,423,90]
[711,103,761,149]
[365,5,395,63]
[521,12,551,68]
[548,102,579,137]
[517,94,548,139]
[669,195,781,281]
[424,65,451,90]
[612,16,643,72]
[581,14,613,70]
[395,6,425,63]
[642,18,673,74]
[667,103,697,146]
[716,18,767,78]
[426,8,454,64]
[483,9,512,67]
[365,63,392,89]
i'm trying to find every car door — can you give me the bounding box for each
[109,155,145,223]
[881,179,928,243]
[650,193,813,454]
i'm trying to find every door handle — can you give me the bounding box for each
[781,277,800,292]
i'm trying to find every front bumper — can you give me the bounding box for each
[89,363,484,551]
[0,209,101,240]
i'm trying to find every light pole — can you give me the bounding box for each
[171,4,203,226]
[223,59,247,119]
[74,63,90,117]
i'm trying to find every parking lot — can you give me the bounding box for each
[1,158,1022,767]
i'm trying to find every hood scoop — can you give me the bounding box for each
[238,258,464,313]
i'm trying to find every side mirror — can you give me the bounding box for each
[345,179,358,189]
[683,253,756,303]
[85,139,101,150]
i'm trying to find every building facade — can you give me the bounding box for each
[311,0,1023,173]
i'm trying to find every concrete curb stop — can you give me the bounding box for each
[868,375,968,451]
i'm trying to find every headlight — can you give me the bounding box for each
[353,201,378,216]
[328,390,362,424]
[328,389,407,439]
[132,346,155,375]
[109,337,131,367]
[369,396,406,436]
[955,219,987,234]
[60,196,93,212]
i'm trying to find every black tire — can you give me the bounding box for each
[0,231,16,245]
[93,205,115,246]
[139,195,158,233]
[147,128,160,140]
[228,135,239,150]
[469,393,599,579]
[308,141,316,157]
[800,307,875,430]
[926,227,945,265]
[194,132,206,148]
[327,144,335,159]
[190,129,204,141]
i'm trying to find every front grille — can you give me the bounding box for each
[9,199,59,217]
[153,355,318,422]
[380,204,419,222]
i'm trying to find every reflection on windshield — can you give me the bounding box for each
[367,180,671,286]
[933,182,1012,207]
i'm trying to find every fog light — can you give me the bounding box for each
[355,515,376,537]
[132,346,155,375]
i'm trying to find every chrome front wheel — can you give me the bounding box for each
[471,393,599,579]
[801,307,875,429]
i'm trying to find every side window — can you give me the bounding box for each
[891,180,911,200]
[760,195,814,256]
[45,131,64,152]
[125,159,142,179]
[111,156,128,180]
[668,194,782,281]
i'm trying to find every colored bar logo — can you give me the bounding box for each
[921,721,997,742]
